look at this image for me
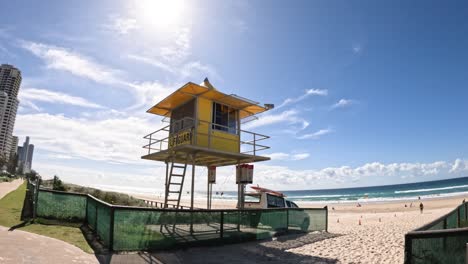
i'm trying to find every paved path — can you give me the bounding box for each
[0,179,23,199]
[0,226,98,264]
[0,180,99,264]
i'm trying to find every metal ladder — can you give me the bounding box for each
[164,156,189,209]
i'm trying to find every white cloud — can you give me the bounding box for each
[248,160,459,190]
[20,100,42,112]
[292,153,310,160]
[126,81,175,111]
[21,41,124,85]
[267,152,310,161]
[160,27,191,64]
[128,55,218,80]
[46,153,74,160]
[243,109,309,130]
[35,162,168,192]
[180,61,218,79]
[20,41,175,111]
[15,113,164,164]
[331,99,355,109]
[127,54,175,73]
[33,158,468,192]
[267,152,290,160]
[20,88,105,109]
[128,26,218,80]
[19,39,212,112]
[449,159,468,173]
[277,89,328,109]
[297,129,333,140]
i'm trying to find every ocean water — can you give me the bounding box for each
[218,176,468,203]
[91,176,468,204]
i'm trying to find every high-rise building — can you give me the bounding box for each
[0,64,21,159]
[26,144,34,171]
[18,136,34,174]
[10,135,18,157]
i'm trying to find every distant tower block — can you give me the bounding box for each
[142,78,273,209]
[18,136,34,174]
[0,64,22,159]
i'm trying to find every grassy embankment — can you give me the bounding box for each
[41,179,147,206]
[0,182,93,253]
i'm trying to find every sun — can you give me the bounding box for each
[135,0,187,31]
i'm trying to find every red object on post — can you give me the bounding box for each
[208,166,216,183]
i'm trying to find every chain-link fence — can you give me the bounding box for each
[405,202,468,264]
[35,188,328,251]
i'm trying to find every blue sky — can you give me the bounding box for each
[1,0,468,192]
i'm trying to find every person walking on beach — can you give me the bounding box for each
[419,202,424,214]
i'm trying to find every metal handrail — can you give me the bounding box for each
[143,117,270,156]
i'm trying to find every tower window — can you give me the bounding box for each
[212,102,238,134]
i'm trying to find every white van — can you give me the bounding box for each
[243,187,310,231]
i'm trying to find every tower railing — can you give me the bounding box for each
[143,117,270,156]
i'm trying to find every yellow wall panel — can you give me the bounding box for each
[194,97,240,153]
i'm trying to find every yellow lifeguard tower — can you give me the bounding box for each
[142,78,273,210]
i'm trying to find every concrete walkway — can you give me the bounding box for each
[0,180,98,264]
[0,178,23,199]
[0,226,98,264]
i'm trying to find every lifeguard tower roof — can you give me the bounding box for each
[142,78,271,167]
[146,80,269,119]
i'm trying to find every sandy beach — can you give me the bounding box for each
[135,193,466,263]
[289,204,455,263]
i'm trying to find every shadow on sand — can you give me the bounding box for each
[90,231,340,264]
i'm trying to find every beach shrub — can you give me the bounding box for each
[52,175,67,191]
[25,170,39,181]
[41,178,146,207]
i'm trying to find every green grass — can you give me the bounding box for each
[0,182,94,253]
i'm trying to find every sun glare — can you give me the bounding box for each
[135,0,187,31]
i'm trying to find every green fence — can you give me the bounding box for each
[405,202,468,264]
[36,188,328,251]
[37,189,87,221]
[21,179,41,220]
